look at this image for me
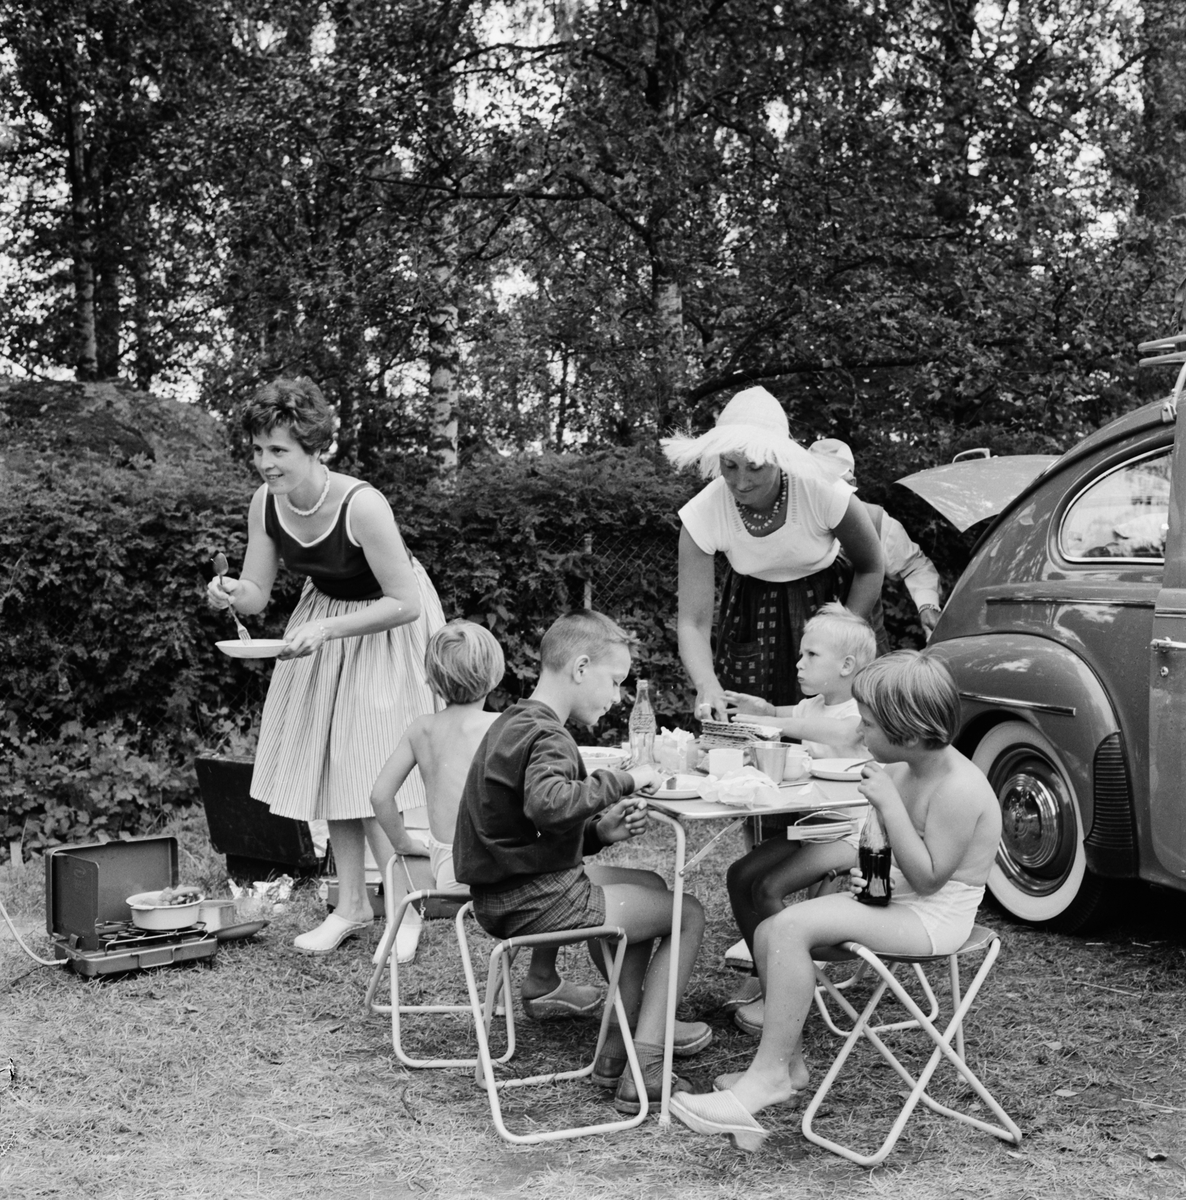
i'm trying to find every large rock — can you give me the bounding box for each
[0,377,231,471]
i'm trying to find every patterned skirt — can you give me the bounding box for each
[714,559,850,708]
[251,558,446,822]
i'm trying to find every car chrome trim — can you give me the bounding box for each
[985,595,1155,607]
[958,692,1077,717]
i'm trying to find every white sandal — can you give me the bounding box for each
[293,913,372,955]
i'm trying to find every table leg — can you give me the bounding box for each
[649,810,684,1126]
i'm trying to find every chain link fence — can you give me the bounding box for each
[540,530,679,615]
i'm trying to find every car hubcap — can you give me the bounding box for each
[993,755,1074,894]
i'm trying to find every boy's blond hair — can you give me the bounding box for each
[539,610,633,671]
[424,620,505,704]
[804,601,876,669]
[851,651,960,749]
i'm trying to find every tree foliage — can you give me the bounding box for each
[0,0,1183,469]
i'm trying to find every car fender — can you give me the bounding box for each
[925,632,1123,841]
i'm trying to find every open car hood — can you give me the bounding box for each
[896,455,1059,532]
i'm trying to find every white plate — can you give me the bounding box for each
[215,919,270,942]
[810,758,868,782]
[653,773,706,801]
[217,638,289,659]
[579,746,628,770]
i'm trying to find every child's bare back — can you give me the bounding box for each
[406,706,500,843]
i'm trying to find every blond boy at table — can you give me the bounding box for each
[670,652,1001,1151]
[370,621,600,1017]
[453,610,711,1115]
[720,602,876,1032]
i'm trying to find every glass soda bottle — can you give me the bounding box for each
[628,679,656,765]
[856,804,892,906]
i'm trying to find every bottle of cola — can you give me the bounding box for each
[628,679,656,765]
[856,804,892,906]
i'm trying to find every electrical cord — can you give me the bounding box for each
[0,894,66,967]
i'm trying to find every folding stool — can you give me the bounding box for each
[456,903,650,1144]
[364,853,511,1069]
[801,924,1022,1166]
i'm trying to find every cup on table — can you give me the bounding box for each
[708,747,745,776]
[782,746,811,782]
[749,740,788,782]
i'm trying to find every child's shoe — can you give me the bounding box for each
[672,1020,713,1057]
[521,979,603,1020]
[612,1042,692,1115]
[733,997,764,1035]
[724,937,754,969]
[721,975,762,1014]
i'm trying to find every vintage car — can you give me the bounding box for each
[906,371,1186,933]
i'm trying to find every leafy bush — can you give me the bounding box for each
[387,446,698,728]
[0,433,984,860]
[0,714,193,854]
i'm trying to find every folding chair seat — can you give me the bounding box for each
[364,852,510,1069]
[456,903,650,1145]
[801,924,1022,1167]
[811,953,940,1039]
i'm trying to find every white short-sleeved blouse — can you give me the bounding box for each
[679,475,851,582]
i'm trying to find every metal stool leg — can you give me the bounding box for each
[365,883,510,1070]
[802,927,1022,1167]
[459,920,650,1144]
[812,958,940,1037]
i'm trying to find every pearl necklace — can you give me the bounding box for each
[282,466,331,518]
[738,472,788,534]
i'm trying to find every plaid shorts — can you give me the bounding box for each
[471,867,607,941]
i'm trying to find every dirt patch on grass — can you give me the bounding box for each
[2,817,1184,1199]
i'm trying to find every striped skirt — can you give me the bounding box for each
[251,558,446,822]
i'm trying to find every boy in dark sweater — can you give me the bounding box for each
[454,610,709,1114]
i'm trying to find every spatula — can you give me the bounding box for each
[212,551,251,642]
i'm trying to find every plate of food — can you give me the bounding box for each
[217,638,289,659]
[810,758,870,783]
[653,773,708,801]
[579,746,629,770]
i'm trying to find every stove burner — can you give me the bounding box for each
[92,921,209,953]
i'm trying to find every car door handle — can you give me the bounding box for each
[1151,638,1186,652]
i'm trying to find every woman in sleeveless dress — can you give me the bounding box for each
[207,377,445,954]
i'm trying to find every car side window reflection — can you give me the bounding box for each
[1059,448,1172,562]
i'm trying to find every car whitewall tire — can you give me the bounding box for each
[972,720,1107,932]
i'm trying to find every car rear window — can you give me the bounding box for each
[1059,447,1172,561]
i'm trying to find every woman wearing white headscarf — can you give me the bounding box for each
[662,386,883,726]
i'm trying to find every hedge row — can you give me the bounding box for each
[0,446,700,855]
[0,439,946,858]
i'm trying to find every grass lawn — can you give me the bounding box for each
[2,812,1185,1200]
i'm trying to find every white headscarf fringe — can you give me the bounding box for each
[660,424,828,484]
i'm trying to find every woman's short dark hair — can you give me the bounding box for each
[241,378,334,455]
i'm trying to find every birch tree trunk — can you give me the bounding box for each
[65,82,97,381]
[426,210,460,473]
